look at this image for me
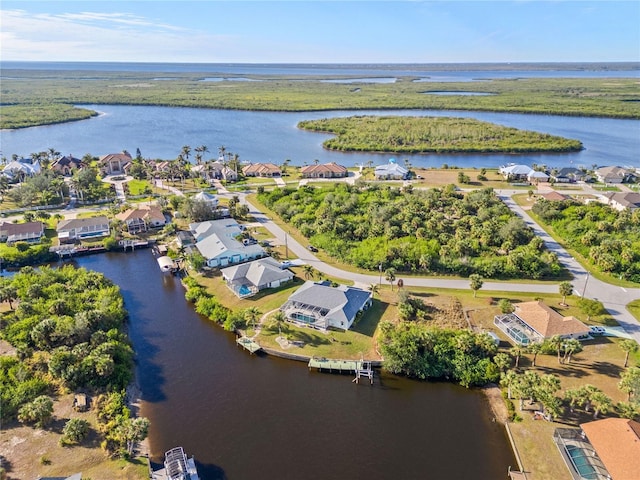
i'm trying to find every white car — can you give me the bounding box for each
[589,326,606,336]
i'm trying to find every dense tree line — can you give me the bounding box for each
[379,321,500,388]
[0,265,133,420]
[298,116,583,153]
[532,199,640,283]
[258,184,562,279]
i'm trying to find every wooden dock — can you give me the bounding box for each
[308,357,374,384]
[236,337,262,354]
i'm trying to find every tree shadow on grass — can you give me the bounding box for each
[351,298,387,337]
[290,330,331,348]
[590,361,624,378]
[534,364,590,379]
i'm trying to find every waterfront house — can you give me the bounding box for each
[551,167,591,183]
[242,163,282,177]
[116,205,166,233]
[554,418,640,480]
[50,155,83,176]
[194,161,238,182]
[0,221,45,245]
[99,151,132,176]
[499,164,533,182]
[602,191,640,211]
[595,166,635,184]
[374,160,409,180]
[190,219,265,268]
[281,281,372,331]
[300,162,348,179]
[527,170,549,183]
[221,257,294,298]
[57,216,110,243]
[494,300,589,345]
[2,158,41,182]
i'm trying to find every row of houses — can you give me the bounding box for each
[500,164,638,185]
[539,189,640,211]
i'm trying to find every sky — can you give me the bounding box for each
[1,1,639,64]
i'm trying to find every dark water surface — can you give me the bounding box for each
[76,250,515,480]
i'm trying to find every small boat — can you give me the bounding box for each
[151,447,200,480]
[157,255,178,273]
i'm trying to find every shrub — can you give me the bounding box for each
[60,418,91,445]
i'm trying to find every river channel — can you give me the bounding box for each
[74,250,516,480]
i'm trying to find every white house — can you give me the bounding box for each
[192,191,219,208]
[2,159,41,181]
[499,164,533,181]
[190,219,265,268]
[374,160,409,180]
[595,166,635,184]
[221,257,294,298]
[281,281,372,331]
[57,216,111,243]
[527,170,549,183]
[602,192,640,211]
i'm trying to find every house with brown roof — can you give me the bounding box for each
[116,205,166,234]
[602,191,640,211]
[99,152,132,176]
[0,221,45,245]
[50,155,83,176]
[300,162,348,179]
[494,300,589,345]
[555,419,640,480]
[242,163,281,177]
[540,191,570,202]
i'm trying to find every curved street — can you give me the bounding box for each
[241,191,640,343]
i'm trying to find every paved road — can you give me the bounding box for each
[243,193,640,343]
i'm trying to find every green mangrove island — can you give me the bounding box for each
[1,69,639,129]
[297,116,583,153]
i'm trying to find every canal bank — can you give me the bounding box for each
[75,249,517,480]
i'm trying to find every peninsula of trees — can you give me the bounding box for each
[297,116,583,153]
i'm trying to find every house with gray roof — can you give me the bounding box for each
[57,216,110,243]
[551,167,591,183]
[499,164,533,181]
[190,219,266,268]
[281,281,372,331]
[602,191,640,211]
[595,166,636,184]
[221,257,294,298]
[374,160,409,180]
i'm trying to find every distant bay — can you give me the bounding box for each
[2,105,638,169]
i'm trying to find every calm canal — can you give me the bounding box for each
[75,250,516,480]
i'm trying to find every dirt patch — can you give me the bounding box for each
[480,384,509,424]
[0,393,147,480]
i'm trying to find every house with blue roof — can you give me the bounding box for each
[281,281,372,331]
[190,219,266,268]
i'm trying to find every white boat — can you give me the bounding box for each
[151,447,200,480]
[157,255,178,273]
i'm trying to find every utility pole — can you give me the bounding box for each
[285,233,288,260]
[378,263,383,286]
[581,271,590,298]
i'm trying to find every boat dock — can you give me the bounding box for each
[308,357,374,384]
[236,336,262,354]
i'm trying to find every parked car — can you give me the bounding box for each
[307,245,318,252]
[589,326,606,336]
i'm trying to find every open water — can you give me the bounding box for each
[75,250,516,480]
[1,62,639,169]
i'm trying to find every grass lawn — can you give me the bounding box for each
[411,167,525,190]
[628,299,640,322]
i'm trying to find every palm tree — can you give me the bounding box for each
[302,264,315,280]
[559,281,573,306]
[368,284,379,298]
[493,352,511,373]
[527,342,542,367]
[510,345,524,368]
[620,339,638,368]
[547,335,564,364]
[500,370,519,399]
[562,338,583,364]
[244,307,261,330]
[181,145,191,163]
[272,310,286,336]
[384,268,396,291]
[218,145,227,162]
[590,391,613,419]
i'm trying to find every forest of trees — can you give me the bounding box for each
[258,183,563,279]
[298,116,583,153]
[532,199,640,283]
[0,265,146,455]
